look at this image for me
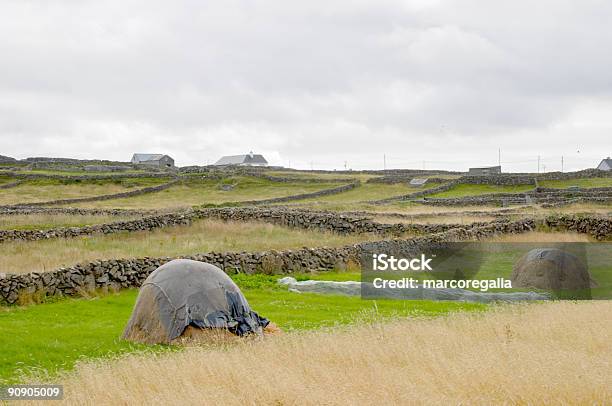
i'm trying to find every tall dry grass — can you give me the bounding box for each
[373,214,497,225]
[490,231,593,242]
[33,301,611,405]
[0,214,137,230]
[0,219,379,274]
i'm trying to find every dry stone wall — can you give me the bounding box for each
[229,182,359,205]
[2,171,175,181]
[0,212,193,243]
[1,179,180,209]
[0,207,156,217]
[0,217,538,304]
[1,214,609,304]
[0,207,484,243]
[0,181,21,189]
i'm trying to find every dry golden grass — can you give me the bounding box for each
[374,214,497,225]
[490,231,594,242]
[0,219,380,274]
[0,214,137,230]
[33,301,611,405]
[0,182,159,206]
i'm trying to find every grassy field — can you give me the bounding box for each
[66,176,344,209]
[0,213,140,230]
[18,169,151,177]
[0,178,167,206]
[266,170,377,181]
[538,177,612,188]
[0,219,382,274]
[372,213,498,225]
[29,301,612,405]
[293,182,442,204]
[427,183,534,198]
[0,272,483,384]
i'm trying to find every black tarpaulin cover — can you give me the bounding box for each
[122,259,269,344]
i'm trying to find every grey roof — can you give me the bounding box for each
[409,178,428,186]
[214,153,268,165]
[469,165,501,170]
[132,153,167,162]
[599,158,612,167]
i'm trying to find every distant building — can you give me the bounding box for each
[468,165,502,176]
[597,157,612,171]
[214,151,268,167]
[409,178,428,187]
[131,153,175,168]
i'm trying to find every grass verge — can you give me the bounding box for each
[0,272,484,384]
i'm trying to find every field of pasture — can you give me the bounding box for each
[0,165,610,404]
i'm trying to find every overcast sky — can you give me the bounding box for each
[1,0,611,171]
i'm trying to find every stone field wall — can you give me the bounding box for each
[1,213,609,304]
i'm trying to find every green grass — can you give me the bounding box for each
[538,178,612,189]
[0,177,168,206]
[266,171,377,182]
[427,183,534,198]
[68,176,345,209]
[0,272,484,384]
[20,169,152,177]
[294,182,442,205]
[361,242,612,298]
[0,214,139,231]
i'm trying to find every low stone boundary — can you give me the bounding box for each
[367,182,457,204]
[543,214,612,240]
[247,172,355,184]
[366,176,453,185]
[339,208,519,220]
[1,214,609,304]
[0,212,193,243]
[0,179,180,208]
[0,207,157,217]
[0,206,481,244]
[229,182,360,205]
[0,217,537,304]
[540,197,612,208]
[0,181,21,189]
[1,171,175,181]
[419,188,612,207]
[196,207,492,236]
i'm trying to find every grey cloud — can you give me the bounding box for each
[0,0,610,171]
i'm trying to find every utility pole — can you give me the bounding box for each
[498,148,501,166]
[344,161,347,170]
[383,154,386,170]
[537,155,541,173]
[561,156,564,173]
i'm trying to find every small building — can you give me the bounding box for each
[131,153,175,168]
[597,157,612,171]
[468,165,501,176]
[214,151,268,167]
[409,178,428,187]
